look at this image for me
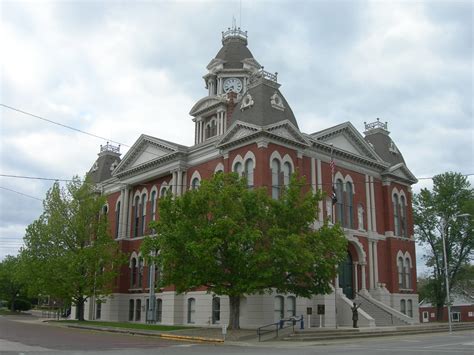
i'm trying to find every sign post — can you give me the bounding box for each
[317,304,325,328]
[222,324,227,341]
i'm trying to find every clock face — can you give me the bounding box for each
[223,78,243,93]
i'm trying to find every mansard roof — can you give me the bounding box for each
[212,29,257,70]
[230,79,299,129]
[87,143,121,184]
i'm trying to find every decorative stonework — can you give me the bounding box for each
[240,93,254,110]
[270,92,285,111]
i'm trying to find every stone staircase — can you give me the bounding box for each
[354,293,409,326]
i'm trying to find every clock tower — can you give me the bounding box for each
[189,26,261,144]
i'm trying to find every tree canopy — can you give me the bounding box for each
[414,172,473,319]
[20,177,124,320]
[142,172,347,329]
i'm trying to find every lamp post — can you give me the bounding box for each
[441,213,470,333]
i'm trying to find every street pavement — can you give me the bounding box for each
[1,314,473,354]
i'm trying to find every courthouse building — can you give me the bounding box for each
[82,28,419,328]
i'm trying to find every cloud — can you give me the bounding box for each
[0,0,472,268]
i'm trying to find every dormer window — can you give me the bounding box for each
[240,93,254,111]
[270,92,285,111]
[389,141,399,154]
[91,161,99,172]
[110,160,119,172]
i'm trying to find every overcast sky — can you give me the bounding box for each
[1,0,472,275]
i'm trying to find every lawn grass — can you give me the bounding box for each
[0,309,18,315]
[54,320,190,331]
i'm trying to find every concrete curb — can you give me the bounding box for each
[63,324,225,344]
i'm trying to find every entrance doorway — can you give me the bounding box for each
[338,252,354,299]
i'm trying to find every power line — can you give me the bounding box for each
[0,186,43,201]
[0,103,129,148]
[0,174,74,182]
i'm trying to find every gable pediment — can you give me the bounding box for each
[217,120,309,148]
[311,122,382,162]
[113,135,182,176]
[383,163,418,184]
[189,96,226,116]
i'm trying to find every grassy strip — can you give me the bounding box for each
[0,309,19,315]
[54,320,189,331]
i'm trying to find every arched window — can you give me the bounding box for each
[150,191,157,221]
[287,296,296,317]
[129,299,134,321]
[393,194,400,236]
[244,159,254,188]
[115,201,121,239]
[335,179,344,225]
[233,161,243,176]
[404,257,411,289]
[407,299,413,317]
[400,195,407,237]
[130,258,137,288]
[397,257,404,289]
[346,182,354,229]
[141,193,147,236]
[191,177,200,190]
[135,299,141,321]
[212,297,221,324]
[274,295,284,321]
[400,299,406,315]
[160,185,168,198]
[272,159,281,200]
[283,162,292,186]
[137,257,143,288]
[156,298,163,323]
[134,196,140,238]
[210,120,217,137]
[187,298,196,324]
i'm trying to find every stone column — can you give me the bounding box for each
[373,241,379,287]
[172,171,177,196]
[368,241,374,290]
[360,263,367,291]
[354,262,359,293]
[176,170,183,196]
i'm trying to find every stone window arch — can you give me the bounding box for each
[214,162,224,174]
[190,171,202,190]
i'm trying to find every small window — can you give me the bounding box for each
[274,296,284,322]
[150,191,157,222]
[404,257,411,289]
[283,162,292,186]
[141,193,147,236]
[129,299,134,321]
[407,299,413,317]
[397,257,404,289]
[212,297,221,324]
[134,196,140,238]
[160,186,168,198]
[136,299,141,321]
[156,298,163,323]
[96,300,101,320]
[400,299,406,315]
[451,312,461,322]
[346,182,354,229]
[287,296,296,317]
[187,298,196,324]
[137,257,143,288]
[400,195,407,237]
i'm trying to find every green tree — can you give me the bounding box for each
[0,255,26,311]
[21,177,124,320]
[142,172,347,329]
[414,172,473,320]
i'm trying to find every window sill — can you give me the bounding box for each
[399,288,414,293]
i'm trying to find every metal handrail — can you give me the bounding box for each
[256,315,303,342]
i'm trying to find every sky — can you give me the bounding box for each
[0,0,472,276]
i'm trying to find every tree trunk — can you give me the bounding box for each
[10,295,16,312]
[76,297,85,321]
[229,295,240,330]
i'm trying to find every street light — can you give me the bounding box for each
[442,213,470,333]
